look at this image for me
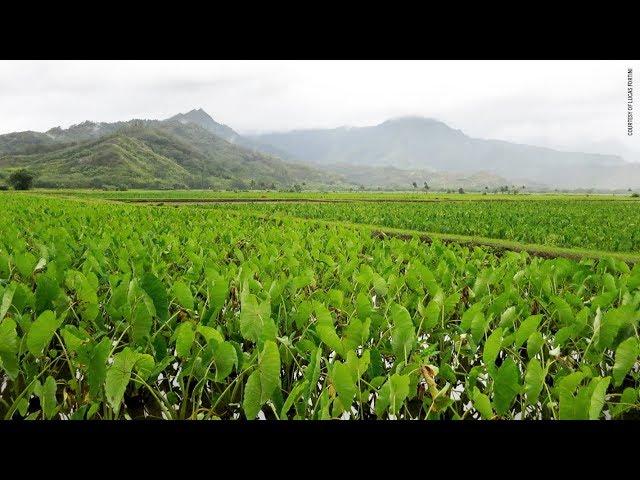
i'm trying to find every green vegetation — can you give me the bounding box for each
[7,169,34,190]
[187,198,640,253]
[34,188,640,202]
[0,121,345,190]
[1,192,639,420]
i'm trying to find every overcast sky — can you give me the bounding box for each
[1,60,638,156]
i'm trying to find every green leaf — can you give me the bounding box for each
[327,289,343,308]
[14,251,36,278]
[628,269,640,290]
[134,353,155,380]
[342,317,370,352]
[61,325,89,353]
[557,372,586,420]
[345,349,370,383]
[443,292,460,316]
[243,371,262,419]
[472,387,494,419]
[70,405,89,420]
[0,253,9,278]
[34,275,61,315]
[240,293,275,345]
[0,283,16,321]
[0,318,19,379]
[588,376,610,420]
[492,357,520,416]
[332,361,357,408]
[372,274,388,296]
[207,279,228,322]
[612,337,639,387]
[304,346,322,405]
[514,315,542,348]
[26,310,61,356]
[375,373,410,417]
[66,271,98,322]
[36,376,57,419]
[86,337,111,400]
[172,281,194,310]
[483,327,503,368]
[498,306,517,328]
[105,347,139,416]
[612,387,638,418]
[390,304,415,362]
[551,296,574,326]
[461,303,483,332]
[315,303,343,356]
[213,341,237,382]
[0,318,18,355]
[174,322,195,358]
[524,358,545,405]
[595,307,629,350]
[554,326,574,347]
[557,371,585,396]
[196,324,224,344]
[259,340,281,403]
[470,310,488,344]
[280,380,308,419]
[527,331,544,359]
[140,273,168,322]
[419,299,440,331]
[294,300,313,330]
[130,301,152,345]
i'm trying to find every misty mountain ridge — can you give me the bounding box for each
[326,163,522,191]
[2,108,639,190]
[249,116,640,189]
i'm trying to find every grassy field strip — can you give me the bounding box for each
[110,196,640,204]
[191,205,640,264]
[23,192,640,263]
[22,192,124,206]
[27,189,640,202]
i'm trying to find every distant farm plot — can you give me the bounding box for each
[178,198,640,254]
[33,188,640,203]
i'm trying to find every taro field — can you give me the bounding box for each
[0,191,639,420]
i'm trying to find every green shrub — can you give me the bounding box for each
[8,169,35,190]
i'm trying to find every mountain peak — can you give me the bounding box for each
[375,116,465,139]
[186,107,210,117]
[380,116,451,128]
[167,109,239,141]
[174,108,215,124]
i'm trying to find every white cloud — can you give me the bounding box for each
[0,60,638,155]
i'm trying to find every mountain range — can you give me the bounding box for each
[249,117,640,190]
[0,112,344,189]
[1,108,639,190]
